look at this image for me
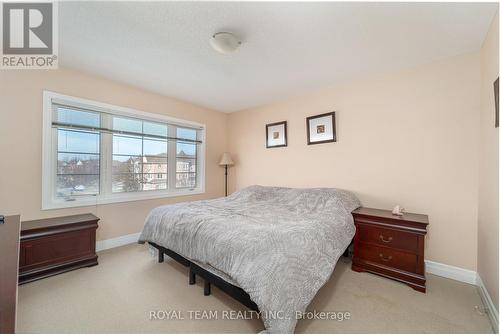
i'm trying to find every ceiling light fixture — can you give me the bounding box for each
[210,32,241,54]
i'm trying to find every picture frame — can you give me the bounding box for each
[494,77,499,128]
[306,112,336,145]
[266,121,287,148]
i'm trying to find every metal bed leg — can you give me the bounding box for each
[343,241,353,258]
[158,249,164,263]
[189,268,196,285]
[204,280,211,296]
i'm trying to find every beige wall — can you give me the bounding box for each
[0,67,228,241]
[228,53,481,270]
[0,28,495,284]
[478,12,499,309]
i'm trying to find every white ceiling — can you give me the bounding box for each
[59,2,498,112]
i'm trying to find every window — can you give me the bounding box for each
[176,127,197,188]
[111,117,168,193]
[42,91,205,209]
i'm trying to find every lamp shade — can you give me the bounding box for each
[219,152,234,166]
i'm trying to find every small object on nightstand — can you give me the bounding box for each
[392,205,405,216]
[351,207,429,293]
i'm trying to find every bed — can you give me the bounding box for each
[139,185,361,334]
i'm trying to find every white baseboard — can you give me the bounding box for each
[425,260,477,285]
[96,232,141,252]
[477,274,499,334]
[425,260,498,332]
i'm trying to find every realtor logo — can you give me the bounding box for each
[1,2,58,69]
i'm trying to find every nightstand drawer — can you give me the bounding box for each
[358,224,419,253]
[357,242,417,273]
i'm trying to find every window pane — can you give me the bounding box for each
[176,172,196,188]
[113,135,142,156]
[58,129,99,154]
[112,174,143,193]
[144,122,167,137]
[176,158,196,173]
[113,117,142,133]
[176,127,197,189]
[56,174,99,198]
[143,173,167,191]
[112,155,142,174]
[177,127,197,141]
[58,153,99,175]
[176,143,196,157]
[144,139,167,156]
[56,107,100,128]
[143,159,167,174]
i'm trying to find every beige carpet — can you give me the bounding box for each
[17,244,493,334]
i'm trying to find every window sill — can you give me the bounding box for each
[41,188,205,210]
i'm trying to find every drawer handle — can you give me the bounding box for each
[379,235,393,243]
[379,253,392,262]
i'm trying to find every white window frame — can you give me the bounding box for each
[42,91,206,210]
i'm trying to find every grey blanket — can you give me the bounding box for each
[139,185,360,334]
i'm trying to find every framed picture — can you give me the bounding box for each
[306,112,336,145]
[494,77,499,128]
[266,121,287,148]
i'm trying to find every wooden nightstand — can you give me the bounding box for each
[351,207,429,292]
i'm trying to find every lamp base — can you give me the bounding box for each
[224,165,228,197]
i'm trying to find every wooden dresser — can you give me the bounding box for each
[19,214,99,284]
[351,207,429,292]
[0,215,20,334]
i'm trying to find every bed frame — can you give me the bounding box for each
[149,241,351,312]
[149,242,259,311]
